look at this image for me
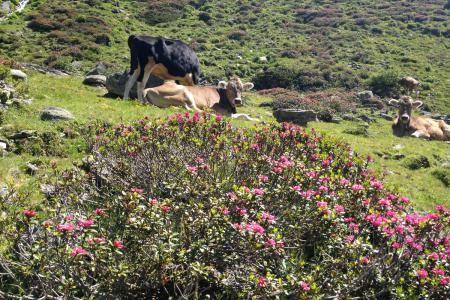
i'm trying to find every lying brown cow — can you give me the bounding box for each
[399,76,420,96]
[144,76,258,120]
[390,96,450,141]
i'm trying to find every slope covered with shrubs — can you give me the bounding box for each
[0,0,448,112]
[1,114,449,298]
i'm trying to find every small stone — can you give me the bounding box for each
[380,113,393,121]
[259,56,268,63]
[40,184,55,196]
[83,75,107,86]
[0,141,7,150]
[393,144,404,150]
[393,154,405,160]
[343,114,356,121]
[40,107,74,121]
[357,91,374,103]
[329,117,343,123]
[10,69,27,80]
[26,163,39,175]
[86,63,108,76]
[10,130,36,139]
[358,114,374,123]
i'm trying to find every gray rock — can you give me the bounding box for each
[273,109,318,126]
[445,115,450,125]
[10,69,27,80]
[40,184,55,196]
[26,163,39,175]
[0,186,8,196]
[259,56,268,63]
[380,113,393,121]
[83,75,107,86]
[0,89,12,103]
[86,63,107,76]
[393,144,404,150]
[358,114,374,123]
[343,114,356,121]
[106,70,163,98]
[10,130,36,139]
[0,141,7,150]
[329,117,343,123]
[0,1,12,16]
[40,106,74,121]
[357,91,374,103]
[393,154,405,160]
[21,63,71,76]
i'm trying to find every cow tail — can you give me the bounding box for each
[128,35,138,75]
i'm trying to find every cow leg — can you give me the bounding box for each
[140,64,157,101]
[184,90,201,112]
[411,130,430,139]
[124,68,139,100]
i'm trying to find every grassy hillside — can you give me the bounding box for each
[0,72,448,211]
[0,0,449,112]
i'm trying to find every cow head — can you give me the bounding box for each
[389,96,423,124]
[218,76,254,107]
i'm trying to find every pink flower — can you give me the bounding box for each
[149,198,158,206]
[399,196,409,203]
[292,185,301,192]
[95,208,105,215]
[348,223,359,230]
[215,114,223,122]
[23,209,37,219]
[432,268,445,276]
[70,246,87,257]
[417,269,428,279]
[257,276,266,288]
[248,222,265,235]
[251,144,261,151]
[428,252,439,260]
[265,238,276,248]
[351,184,364,193]
[262,212,276,224]
[436,205,447,213]
[160,205,171,213]
[391,242,401,249]
[186,165,198,175]
[322,159,331,167]
[334,205,345,213]
[257,175,269,182]
[236,207,247,216]
[56,223,75,233]
[78,219,95,228]
[300,281,310,291]
[113,240,124,249]
[318,186,328,193]
[316,201,328,209]
[233,223,243,231]
[395,225,405,235]
[93,237,105,244]
[345,235,355,243]
[130,187,144,193]
[253,188,264,196]
[340,178,349,186]
[221,207,230,215]
[195,156,204,164]
[440,277,450,285]
[361,256,369,265]
[413,243,423,252]
[370,179,384,190]
[42,220,53,227]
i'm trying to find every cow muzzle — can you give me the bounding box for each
[234,98,243,106]
[401,114,410,122]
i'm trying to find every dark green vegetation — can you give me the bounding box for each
[0,0,449,112]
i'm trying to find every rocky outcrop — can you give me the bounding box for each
[105,70,163,98]
[83,75,106,86]
[40,107,74,121]
[273,109,318,126]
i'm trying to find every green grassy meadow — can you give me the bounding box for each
[0,72,448,210]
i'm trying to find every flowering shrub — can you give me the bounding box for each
[1,113,449,298]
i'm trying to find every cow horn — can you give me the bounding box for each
[389,99,399,106]
[413,100,423,108]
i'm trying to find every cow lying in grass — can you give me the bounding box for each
[390,96,450,141]
[124,35,201,102]
[144,76,259,121]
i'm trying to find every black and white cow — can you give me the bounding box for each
[124,35,201,102]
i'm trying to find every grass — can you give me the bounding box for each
[1,72,448,211]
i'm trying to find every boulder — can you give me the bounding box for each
[40,107,74,121]
[343,114,357,121]
[358,114,375,123]
[273,109,318,126]
[106,70,163,98]
[83,75,107,86]
[86,63,108,76]
[10,69,27,80]
[357,91,374,103]
[0,141,7,151]
[0,1,12,16]
[10,130,36,139]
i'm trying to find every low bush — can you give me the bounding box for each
[432,167,450,186]
[264,88,356,121]
[403,155,431,170]
[366,70,401,97]
[1,114,449,298]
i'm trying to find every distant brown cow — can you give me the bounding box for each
[390,96,450,141]
[399,76,420,97]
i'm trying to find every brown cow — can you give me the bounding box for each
[144,76,259,120]
[390,96,450,141]
[399,76,420,97]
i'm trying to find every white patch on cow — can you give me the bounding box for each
[218,81,227,89]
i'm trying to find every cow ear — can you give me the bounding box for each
[413,101,423,108]
[389,99,400,107]
[242,82,254,91]
[218,81,227,89]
